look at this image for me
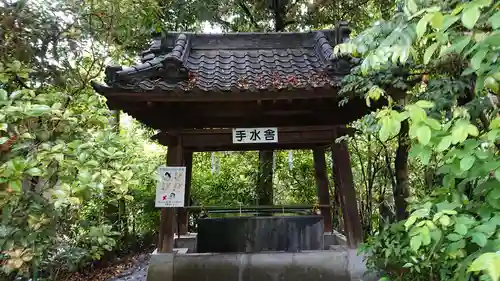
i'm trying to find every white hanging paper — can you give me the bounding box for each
[288,151,294,170]
[155,166,186,208]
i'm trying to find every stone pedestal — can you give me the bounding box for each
[146,249,377,281]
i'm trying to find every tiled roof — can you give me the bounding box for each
[96,22,354,93]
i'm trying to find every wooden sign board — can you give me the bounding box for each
[155,166,186,208]
[232,127,278,144]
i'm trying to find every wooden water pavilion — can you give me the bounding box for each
[92,22,372,253]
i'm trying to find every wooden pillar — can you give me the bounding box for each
[158,135,183,253]
[313,147,332,232]
[178,151,193,235]
[257,150,274,214]
[331,139,363,248]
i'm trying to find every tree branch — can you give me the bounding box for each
[238,1,260,31]
[212,15,235,31]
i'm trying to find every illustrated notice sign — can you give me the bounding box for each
[232,127,278,144]
[155,166,186,208]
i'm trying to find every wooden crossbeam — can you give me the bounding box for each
[152,126,354,151]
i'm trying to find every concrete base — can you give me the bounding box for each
[174,233,197,253]
[148,250,174,281]
[324,230,348,249]
[147,249,375,281]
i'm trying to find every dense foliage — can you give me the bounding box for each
[335,0,500,280]
[0,1,167,279]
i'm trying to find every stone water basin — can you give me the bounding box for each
[196,215,324,253]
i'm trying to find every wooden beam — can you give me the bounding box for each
[111,96,382,130]
[152,126,354,151]
[109,98,341,112]
[127,110,364,130]
[158,134,183,253]
[331,137,363,248]
[178,151,193,235]
[313,147,332,232]
[103,87,340,103]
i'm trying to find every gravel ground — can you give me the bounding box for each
[107,254,150,281]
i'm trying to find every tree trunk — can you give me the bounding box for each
[313,148,332,232]
[257,150,274,215]
[272,0,286,32]
[331,140,363,248]
[394,120,410,221]
[379,178,395,228]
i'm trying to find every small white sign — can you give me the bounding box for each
[232,127,278,144]
[155,166,186,208]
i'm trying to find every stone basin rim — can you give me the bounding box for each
[198,215,322,220]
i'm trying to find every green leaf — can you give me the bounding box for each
[407,0,418,13]
[69,197,81,205]
[415,100,435,108]
[471,232,488,247]
[26,168,42,176]
[430,12,444,29]
[402,263,413,268]
[439,215,451,226]
[20,133,32,139]
[0,89,7,101]
[9,180,22,192]
[405,215,418,230]
[451,36,472,55]
[0,137,8,144]
[51,102,62,110]
[417,125,432,145]
[468,252,500,281]
[447,233,463,241]
[452,121,470,144]
[460,155,476,171]
[417,13,433,38]
[489,11,500,29]
[421,226,431,245]
[454,223,468,235]
[495,169,500,182]
[424,42,439,64]
[27,105,51,117]
[475,0,492,7]
[410,235,422,252]
[471,48,488,70]
[419,147,432,165]
[490,118,500,130]
[467,124,479,137]
[442,15,460,31]
[489,186,500,200]
[437,136,453,152]
[485,76,500,93]
[461,6,480,29]
[425,118,441,130]
[475,150,490,160]
[488,130,499,142]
